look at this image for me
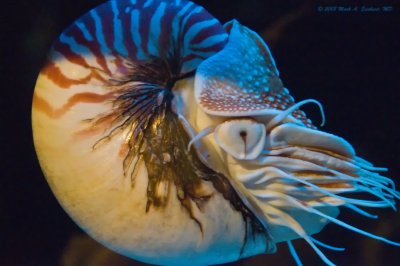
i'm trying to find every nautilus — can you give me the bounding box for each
[32,0,400,265]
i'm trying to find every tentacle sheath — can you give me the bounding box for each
[192,19,400,265]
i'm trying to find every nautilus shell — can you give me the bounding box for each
[32,0,400,265]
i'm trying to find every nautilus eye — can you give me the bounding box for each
[214,119,266,160]
[32,0,399,265]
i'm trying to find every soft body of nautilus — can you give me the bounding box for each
[32,0,400,265]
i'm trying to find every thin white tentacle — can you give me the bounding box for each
[266,99,325,131]
[187,126,215,152]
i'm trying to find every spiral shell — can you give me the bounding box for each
[32,0,270,265]
[32,0,400,265]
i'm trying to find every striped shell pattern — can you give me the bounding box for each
[32,0,400,265]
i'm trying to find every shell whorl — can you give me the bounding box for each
[42,0,228,90]
[32,0,270,265]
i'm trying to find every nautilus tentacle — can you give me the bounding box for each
[190,19,400,266]
[32,0,399,265]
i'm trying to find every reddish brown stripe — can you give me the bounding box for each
[136,0,146,8]
[139,3,157,56]
[53,41,90,68]
[177,3,197,48]
[189,22,218,45]
[77,14,112,76]
[97,2,115,55]
[191,42,226,53]
[182,53,205,63]
[181,11,207,39]
[66,24,92,51]
[63,91,115,110]
[63,26,113,77]
[63,24,102,69]
[118,0,137,60]
[91,69,108,83]
[32,93,56,117]
[42,61,92,89]
[94,2,129,75]
[158,4,176,58]
[33,91,115,118]
[111,52,129,75]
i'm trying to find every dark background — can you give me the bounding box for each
[2,0,400,265]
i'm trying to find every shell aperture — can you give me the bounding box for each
[32,0,399,265]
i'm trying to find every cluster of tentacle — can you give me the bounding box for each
[79,54,270,252]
